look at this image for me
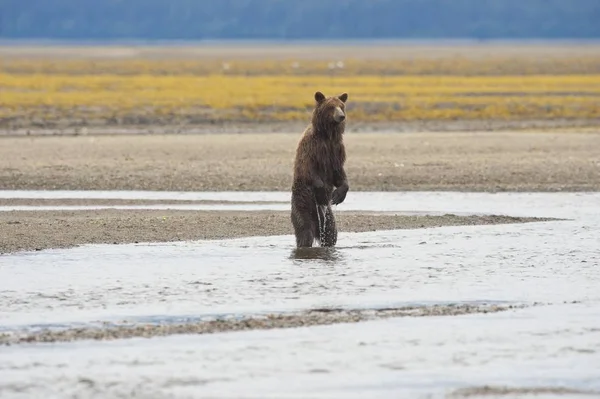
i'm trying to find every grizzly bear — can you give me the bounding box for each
[290,91,349,248]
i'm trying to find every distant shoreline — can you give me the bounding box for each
[2,39,598,62]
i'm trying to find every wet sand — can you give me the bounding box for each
[1,303,527,345]
[450,386,600,398]
[2,131,599,192]
[0,209,544,254]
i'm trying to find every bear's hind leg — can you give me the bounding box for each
[296,224,315,247]
[292,209,315,247]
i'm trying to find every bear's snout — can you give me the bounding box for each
[333,106,346,123]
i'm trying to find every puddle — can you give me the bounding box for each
[1,191,599,398]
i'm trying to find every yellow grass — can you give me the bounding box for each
[1,56,600,127]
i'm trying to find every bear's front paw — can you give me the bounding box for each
[331,185,348,205]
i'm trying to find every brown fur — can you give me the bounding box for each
[291,91,349,247]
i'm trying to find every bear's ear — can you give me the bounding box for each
[314,91,326,104]
[338,92,348,103]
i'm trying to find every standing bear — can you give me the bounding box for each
[291,91,349,248]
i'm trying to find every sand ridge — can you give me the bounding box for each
[0,209,546,254]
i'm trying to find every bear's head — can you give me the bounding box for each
[312,91,349,133]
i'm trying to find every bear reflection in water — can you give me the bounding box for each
[289,247,346,263]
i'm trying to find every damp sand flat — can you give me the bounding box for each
[1,192,599,398]
[2,132,600,192]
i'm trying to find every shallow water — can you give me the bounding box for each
[0,190,598,217]
[1,191,600,398]
[2,304,599,399]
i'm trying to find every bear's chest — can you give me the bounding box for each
[315,141,343,178]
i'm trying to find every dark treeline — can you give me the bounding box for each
[1,0,599,40]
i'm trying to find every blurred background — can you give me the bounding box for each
[2,0,599,41]
[0,0,599,131]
